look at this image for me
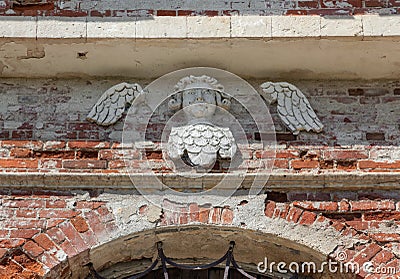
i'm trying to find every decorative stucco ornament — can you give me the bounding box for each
[86,83,144,126]
[167,75,236,170]
[260,82,323,135]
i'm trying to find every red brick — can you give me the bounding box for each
[43,141,66,150]
[275,150,299,159]
[60,239,78,257]
[45,200,67,208]
[383,258,400,275]
[16,209,37,218]
[372,249,395,264]
[46,227,65,245]
[273,159,289,169]
[332,221,346,232]
[351,200,395,211]
[10,229,40,238]
[46,219,64,229]
[33,234,55,251]
[3,199,44,208]
[96,206,114,222]
[370,233,400,242]
[291,160,319,169]
[199,207,210,223]
[71,216,89,233]
[76,150,98,159]
[278,204,290,218]
[34,150,75,159]
[156,10,176,16]
[359,160,400,169]
[10,148,33,158]
[0,248,7,258]
[177,10,195,16]
[67,141,110,149]
[75,201,105,210]
[58,222,88,253]
[39,209,79,219]
[254,150,276,159]
[78,225,98,247]
[265,201,276,218]
[108,160,126,169]
[293,201,338,211]
[364,0,388,7]
[1,140,43,150]
[345,221,369,230]
[179,207,188,224]
[39,159,62,169]
[145,151,162,160]
[339,200,350,211]
[286,207,303,222]
[188,203,199,222]
[0,239,25,248]
[7,220,45,229]
[324,150,368,160]
[307,8,352,15]
[353,243,382,265]
[62,160,106,169]
[201,10,219,16]
[298,1,319,8]
[84,211,108,241]
[299,211,317,225]
[0,230,9,238]
[0,159,38,168]
[22,241,44,258]
[0,260,23,276]
[14,256,43,276]
[364,212,400,221]
[210,207,222,224]
[286,9,308,15]
[221,208,233,224]
[99,149,140,160]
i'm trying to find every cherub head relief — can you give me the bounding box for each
[168,75,231,123]
[167,75,236,171]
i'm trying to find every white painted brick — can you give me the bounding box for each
[321,16,363,37]
[187,16,230,38]
[362,15,400,36]
[271,16,321,37]
[87,18,135,38]
[136,17,186,38]
[0,16,36,38]
[37,17,86,39]
[231,16,272,38]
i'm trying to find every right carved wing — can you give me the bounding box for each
[87,83,143,126]
[261,82,323,135]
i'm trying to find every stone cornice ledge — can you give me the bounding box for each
[1,15,400,39]
[0,172,399,191]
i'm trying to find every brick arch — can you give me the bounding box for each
[0,192,399,278]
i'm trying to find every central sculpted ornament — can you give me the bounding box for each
[167,75,237,170]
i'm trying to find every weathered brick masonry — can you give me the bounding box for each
[0,79,399,278]
[1,0,400,16]
[1,1,400,278]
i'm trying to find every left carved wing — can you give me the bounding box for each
[261,82,323,135]
[87,83,143,126]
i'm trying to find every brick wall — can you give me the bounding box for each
[1,78,400,146]
[0,76,400,277]
[0,0,399,17]
[0,190,399,278]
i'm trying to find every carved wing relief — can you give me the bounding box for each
[260,82,323,135]
[87,83,143,126]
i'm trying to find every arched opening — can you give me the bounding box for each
[79,225,356,279]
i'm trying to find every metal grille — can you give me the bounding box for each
[87,242,298,279]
